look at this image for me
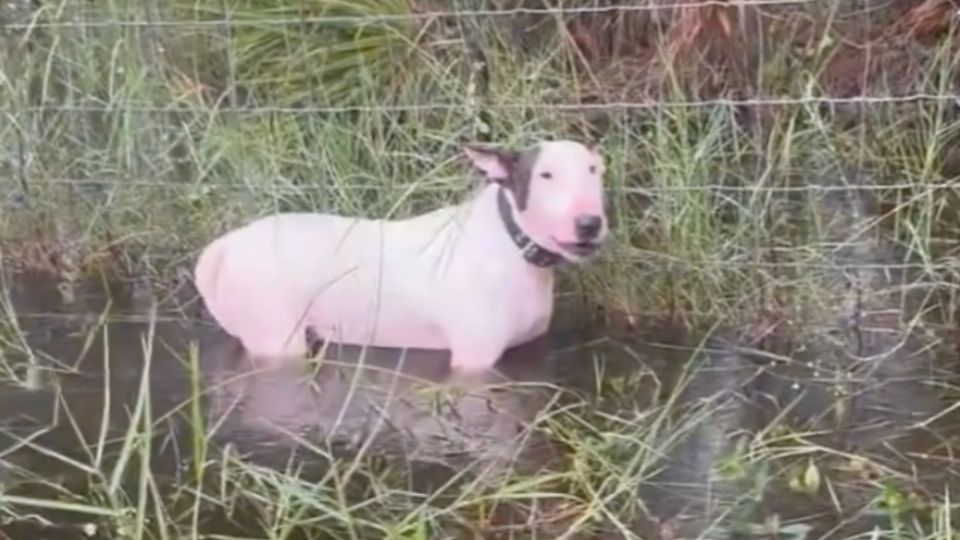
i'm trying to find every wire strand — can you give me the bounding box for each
[3,94,958,115]
[5,178,958,195]
[3,0,819,30]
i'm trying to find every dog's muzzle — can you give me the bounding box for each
[555,239,603,258]
[557,214,606,258]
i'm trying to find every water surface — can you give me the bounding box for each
[0,267,957,539]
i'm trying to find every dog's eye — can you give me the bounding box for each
[540,172,553,180]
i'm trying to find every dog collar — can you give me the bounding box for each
[496,187,564,267]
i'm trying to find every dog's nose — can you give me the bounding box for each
[574,214,603,241]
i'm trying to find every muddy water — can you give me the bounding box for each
[0,266,958,539]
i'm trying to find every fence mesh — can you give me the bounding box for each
[1,0,959,324]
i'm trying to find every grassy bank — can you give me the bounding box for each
[1,1,960,538]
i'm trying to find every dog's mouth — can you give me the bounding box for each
[555,239,603,258]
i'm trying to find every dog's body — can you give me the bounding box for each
[194,140,608,373]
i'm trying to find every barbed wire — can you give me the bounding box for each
[3,0,820,31]
[5,178,958,195]
[6,307,959,327]
[1,250,956,273]
[4,94,959,116]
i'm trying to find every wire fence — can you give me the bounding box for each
[3,6,958,168]
[3,94,959,114]
[2,0,820,30]
[15,178,959,194]
[2,0,960,327]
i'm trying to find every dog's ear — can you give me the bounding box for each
[464,144,519,183]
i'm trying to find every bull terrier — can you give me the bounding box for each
[193,139,609,375]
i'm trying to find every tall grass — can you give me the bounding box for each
[3,1,957,323]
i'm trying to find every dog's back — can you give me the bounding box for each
[194,205,469,356]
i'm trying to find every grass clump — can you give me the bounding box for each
[176,0,431,108]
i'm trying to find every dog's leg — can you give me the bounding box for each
[239,319,310,368]
[448,338,506,376]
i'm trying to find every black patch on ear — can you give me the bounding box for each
[509,146,541,211]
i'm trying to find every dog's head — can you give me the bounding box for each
[464,139,608,263]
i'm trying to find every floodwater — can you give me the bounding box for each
[2,188,960,540]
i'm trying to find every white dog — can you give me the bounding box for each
[193,139,608,374]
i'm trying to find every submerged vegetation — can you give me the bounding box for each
[1,0,959,538]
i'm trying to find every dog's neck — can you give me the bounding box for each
[495,187,565,268]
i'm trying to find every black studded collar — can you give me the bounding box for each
[496,187,564,268]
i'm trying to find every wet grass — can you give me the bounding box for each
[0,289,669,538]
[0,272,957,539]
[1,1,960,538]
